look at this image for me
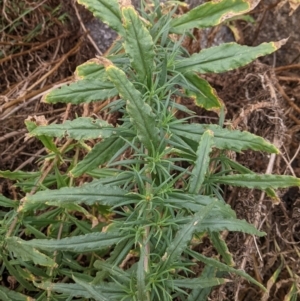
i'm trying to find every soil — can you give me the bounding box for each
[1,0,300,300]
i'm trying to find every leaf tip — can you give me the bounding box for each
[95,56,113,69]
[119,0,132,7]
[272,38,289,50]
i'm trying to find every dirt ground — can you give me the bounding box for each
[1,0,300,300]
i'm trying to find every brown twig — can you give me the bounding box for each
[0,33,69,64]
[277,76,300,82]
[275,64,300,72]
[275,82,300,115]
[0,129,26,143]
[72,0,102,56]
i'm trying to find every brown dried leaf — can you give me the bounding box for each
[288,0,300,15]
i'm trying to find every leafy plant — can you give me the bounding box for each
[1,0,299,300]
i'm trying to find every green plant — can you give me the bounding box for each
[1,0,299,300]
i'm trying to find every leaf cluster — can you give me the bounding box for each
[1,0,299,300]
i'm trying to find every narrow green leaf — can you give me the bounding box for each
[283,282,298,301]
[0,194,16,208]
[2,257,36,291]
[77,0,124,35]
[25,118,58,153]
[122,6,155,82]
[209,232,234,266]
[189,130,214,194]
[6,237,56,267]
[137,244,147,300]
[165,277,226,289]
[169,123,279,153]
[0,170,41,180]
[162,201,216,267]
[167,193,236,218]
[0,285,34,301]
[29,117,115,140]
[222,157,278,199]
[71,135,126,177]
[106,65,160,151]
[175,41,286,74]
[35,281,124,299]
[262,261,283,301]
[209,174,300,190]
[94,261,131,284]
[166,198,234,219]
[188,266,216,301]
[42,79,118,104]
[73,276,109,301]
[20,183,132,212]
[198,217,265,237]
[183,72,223,112]
[16,232,124,253]
[35,281,93,299]
[170,0,257,32]
[189,250,266,291]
